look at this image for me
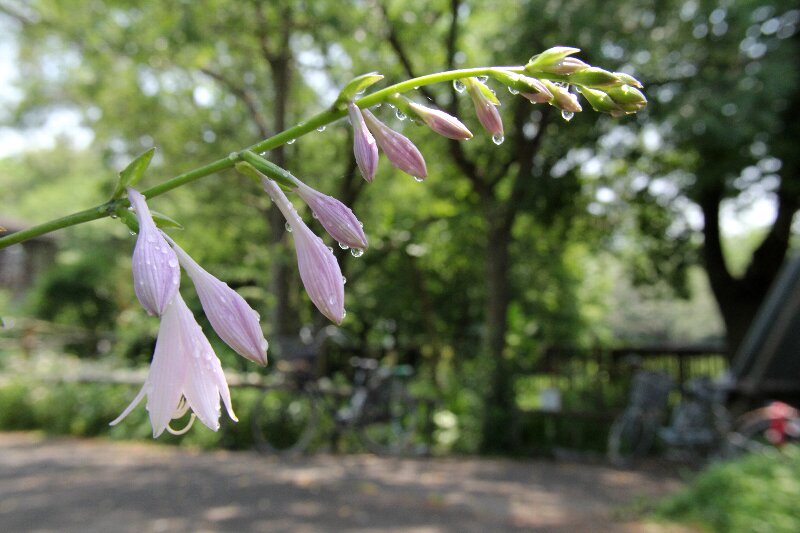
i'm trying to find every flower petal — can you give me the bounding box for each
[293,180,368,250]
[128,188,180,316]
[348,102,379,182]
[362,109,427,179]
[169,239,268,366]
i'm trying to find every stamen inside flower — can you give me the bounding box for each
[166,398,196,435]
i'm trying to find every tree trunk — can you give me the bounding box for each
[479,205,517,453]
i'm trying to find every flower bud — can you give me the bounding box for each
[361,109,427,179]
[293,180,368,250]
[347,102,379,182]
[525,46,585,74]
[578,87,621,114]
[542,80,583,113]
[168,239,268,366]
[262,178,346,325]
[568,67,623,88]
[407,102,473,140]
[465,77,503,137]
[127,188,180,316]
[605,85,647,113]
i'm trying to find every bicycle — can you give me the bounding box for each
[608,369,800,465]
[250,332,420,455]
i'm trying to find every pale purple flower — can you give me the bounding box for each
[347,102,379,182]
[407,102,473,140]
[166,238,268,366]
[262,178,346,324]
[519,77,553,104]
[110,294,237,437]
[465,78,503,137]
[128,188,180,316]
[293,180,368,251]
[361,109,427,179]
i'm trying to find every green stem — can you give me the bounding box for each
[0,64,525,250]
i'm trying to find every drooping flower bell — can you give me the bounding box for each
[361,109,427,179]
[407,101,473,140]
[293,179,368,251]
[128,188,180,316]
[262,177,346,324]
[347,102,379,182]
[110,294,237,437]
[167,237,268,366]
[464,77,503,138]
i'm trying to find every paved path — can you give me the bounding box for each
[0,433,693,532]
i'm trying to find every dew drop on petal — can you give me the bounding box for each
[316,125,326,132]
[311,211,318,219]
[327,246,334,253]
[287,138,296,144]
[508,86,519,95]
[338,242,350,250]
[351,248,364,258]
[285,222,292,232]
[342,276,347,285]
[413,176,424,182]
[168,259,178,268]
[492,134,505,145]
[561,110,575,122]
[453,79,466,93]
[129,230,136,236]
[342,309,347,319]
[395,109,407,121]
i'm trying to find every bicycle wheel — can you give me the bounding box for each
[608,409,658,466]
[358,377,418,455]
[251,386,319,455]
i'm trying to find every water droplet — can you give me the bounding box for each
[285,222,292,232]
[561,110,574,122]
[342,310,347,319]
[147,235,157,243]
[316,125,326,132]
[168,259,178,268]
[508,86,519,95]
[358,221,364,228]
[110,213,119,219]
[342,276,347,285]
[228,152,238,161]
[395,109,407,121]
[477,75,489,83]
[129,231,136,236]
[287,138,296,144]
[350,248,364,258]
[327,246,334,253]
[338,242,350,250]
[311,212,318,219]
[414,176,424,182]
[355,88,366,96]
[453,79,466,93]
[492,134,505,145]
[375,103,382,108]
[413,86,419,90]
[328,297,335,305]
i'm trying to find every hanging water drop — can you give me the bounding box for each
[561,110,574,122]
[395,109,407,121]
[338,242,350,250]
[316,125,326,132]
[453,79,466,93]
[311,211,318,219]
[413,176,424,182]
[342,309,347,319]
[287,138,296,145]
[492,134,505,145]
[327,246,334,253]
[477,75,489,83]
[342,276,347,285]
[285,222,292,232]
[228,152,238,161]
[508,86,519,95]
[350,248,364,258]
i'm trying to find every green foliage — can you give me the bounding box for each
[657,447,800,533]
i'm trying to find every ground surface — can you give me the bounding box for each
[0,432,696,532]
